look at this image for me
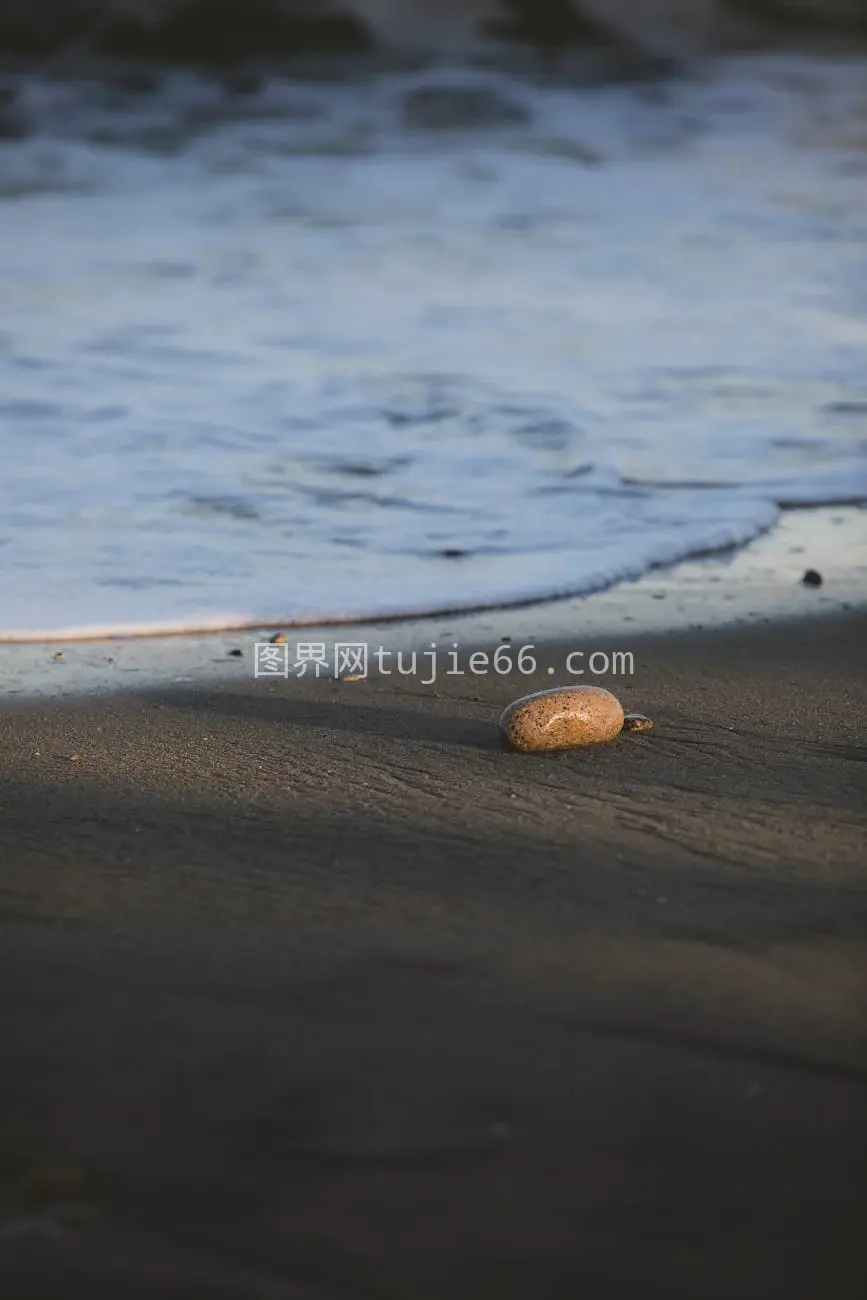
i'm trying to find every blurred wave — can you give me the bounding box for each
[2,5,867,640]
[1,45,866,640]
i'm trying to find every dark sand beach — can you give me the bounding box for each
[1,607,865,1298]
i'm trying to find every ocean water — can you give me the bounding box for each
[2,36,867,640]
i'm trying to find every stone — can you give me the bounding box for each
[500,685,625,752]
[622,712,654,733]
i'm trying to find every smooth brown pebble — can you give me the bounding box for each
[500,685,624,752]
[622,712,654,733]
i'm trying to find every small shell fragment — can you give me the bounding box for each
[622,713,654,733]
[500,685,625,752]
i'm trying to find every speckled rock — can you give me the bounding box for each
[499,685,625,753]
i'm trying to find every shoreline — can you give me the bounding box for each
[2,503,864,700]
[1,590,865,1295]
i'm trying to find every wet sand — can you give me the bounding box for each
[3,504,865,699]
[0,610,865,1298]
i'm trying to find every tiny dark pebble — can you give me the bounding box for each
[403,85,530,131]
[802,569,823,587]
[228,647,244,657]
[106,69,161,95]
[441,548,467,559]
